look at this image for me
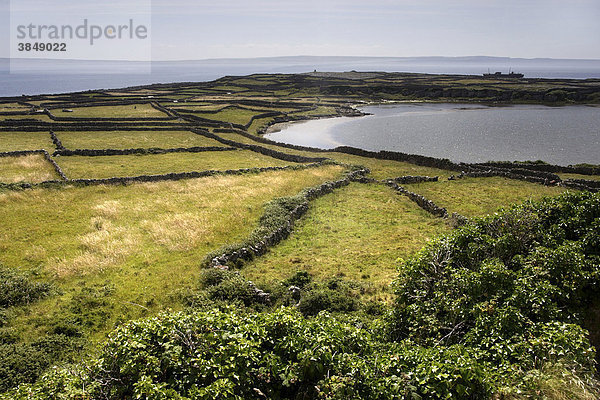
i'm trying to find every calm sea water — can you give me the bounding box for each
[265,104,600,166]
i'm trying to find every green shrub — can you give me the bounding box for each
[388,191,600,392]
[15,307,488,400]
[0,266,51,308]
[282,270,312,289]
[297,287,359,316]
[0,335,82,392]
[200,270,268,307]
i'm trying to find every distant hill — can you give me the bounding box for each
[2,56,600,97]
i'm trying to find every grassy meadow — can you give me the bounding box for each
[54,104,167,119]
[55,130,223,150]
[403,176,568,217]
[0,132,55,152]
[0,165,345,341]
[242,182,451,300]
[55,150,296,179]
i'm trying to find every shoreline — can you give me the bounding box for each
[261,103,600,166]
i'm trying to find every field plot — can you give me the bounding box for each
[404,176,567,217]
[55,130,223,150]
[211,132,457,179]
[0,102,30,112]
[0,131,54,152]
[55,150,299,179]
[0,154,59,183]
[54,104,169,119]
[168,104,229,111]
[243,183,450,296]
[187,107,262,125]
[247,116,276,134]
[0,166,344,337]
[560,173,600,181]
[0,114,55,122]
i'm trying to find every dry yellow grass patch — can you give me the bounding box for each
[0,154,58,183]
[92,200,122,219]
[142,213,210,251]
[16,165,344,279]
[49,218,141,278]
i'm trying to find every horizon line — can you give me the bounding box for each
[4,55,600,63]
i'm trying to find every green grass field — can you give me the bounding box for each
[55,150,299,179]
[243,182,450,299]
[55,130,223,150]
[0,165,344,340]
[55,104,169,119]
[0,132,54,152]
[403,176,568,216]
[191,107,262,125]
[0,114,56,122]
[169,104,230,111]
[0,102,30,112]
[560,173,600,181]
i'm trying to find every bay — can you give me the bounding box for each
[265,103,600,166]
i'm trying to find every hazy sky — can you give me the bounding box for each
[2,0,599,60]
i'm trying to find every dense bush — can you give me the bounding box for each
[0,266,51,308]
[388,191,600,391]
[198,269,269,308]
[7,307,490,399]
[295,277,362,316]
[0,334,83,392]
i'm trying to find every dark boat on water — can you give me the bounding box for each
[483,70,524,78]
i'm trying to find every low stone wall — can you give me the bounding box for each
[44,109,177,122]
[449,168,561,186]
[41,149,68,181]
[149,102,180,118]
[563,178,600,189]
[0,150,42,158]
[386,181,449,218]
[391,175,439,184]
[473,161,600,176]
[0,162,326,191]
[193,129,327,164]
[336,146,465,172]
[0,121,195,131]
[49,131,65,151]
[562,179,600,192]
[0,111,30,116]
[469,164,561,181]
[43,99,155,109]
[214,128,330,153]
[243,111,284,130]
[175,112,244,129]
[53,146,236,157]
[205,168,369,269]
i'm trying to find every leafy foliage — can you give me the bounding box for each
[0,334,83,392]
[388,191,600,392]
[0,266,51,308]
[8,307,489,399]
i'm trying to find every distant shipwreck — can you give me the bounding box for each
[483,70,524,78]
